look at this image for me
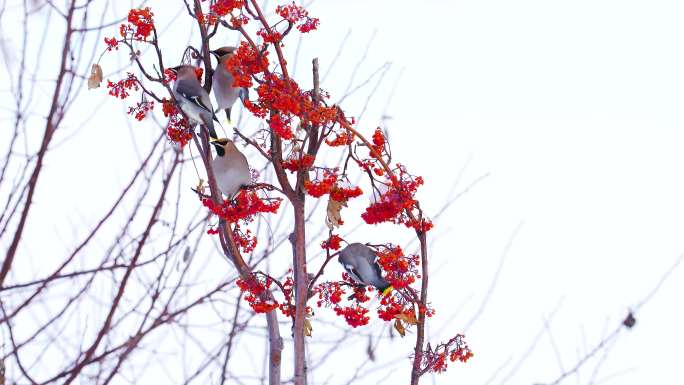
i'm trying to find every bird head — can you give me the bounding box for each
[209,137,235,157]
[210,46,237,60]
[168,65,199,79]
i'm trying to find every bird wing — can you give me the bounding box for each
[342,263,363,284]
[175,81,214,115]
[364,248,389,289]
[190,95,214,115]
[371,259,384,281]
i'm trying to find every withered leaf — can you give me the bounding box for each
[325,198,346,230]
[394,318,406,337]
[195,178,206,195]
[395,311,418,325]
[304,319,313,337]
[88,63,103,90]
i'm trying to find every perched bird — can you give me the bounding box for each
[169,65,220,138]
[209,137,251,198]
[210,46,248,123]
[338,243,393,295]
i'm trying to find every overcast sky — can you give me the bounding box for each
[3,0,684,384]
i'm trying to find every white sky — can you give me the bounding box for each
[3,0,684,384]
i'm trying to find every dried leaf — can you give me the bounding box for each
[395,311,418,325]
[195,178,206,195]
[325,198,346,230]
[304,319,313,337]
[88,63,103,90]
[394,318,406,337]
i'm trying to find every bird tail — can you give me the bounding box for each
[224,108,232,124]
[200,115,219,139]
[381,285,394,296]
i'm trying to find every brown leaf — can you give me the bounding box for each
[395,311,418,325]
[195,178,206,195]
[304,319,313,337]
[394,318,406,337]
[88,63,103,90]
[325,198,346,230]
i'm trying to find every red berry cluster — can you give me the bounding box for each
[313,281,345,307]
[106,73,139,99]
[377,294,415,322]
[329,185,363,202]
[334,305,369,328]
[104,37,118,51]
[256,29,283,44]
[209,0,245,17]
[281,153,315,173]
[419,334,473,373]
[231,223,258,253]
[324,132,354,147]
[277,276,294,317]
[303,169,337,197]
[275,3,320,33]
[198,0,246,26]
[320,234,343,250]
[240,72,337,140]
[361,166,433,232]
[202,191,282,223]
[303,169,362,201]
[127,101,154,121]
[236,274,278,313]
[312,273,380,328]
[161,100,193,147]
[202,191,281,252]
[375,245,419,290]
[225,42,270,88]
[119,8,154,41]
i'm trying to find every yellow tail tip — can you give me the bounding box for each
[382,286,394,296]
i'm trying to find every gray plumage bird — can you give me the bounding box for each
[209,137,251,198]
[210,47,247,123]
[169,65,220,139]
[338,243,393,295]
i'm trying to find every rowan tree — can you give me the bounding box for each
[93,1,470,384]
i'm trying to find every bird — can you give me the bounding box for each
[210,46,248,123]
[209,137,251,198]
[169,65,220,139]
[338,243,393,295]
